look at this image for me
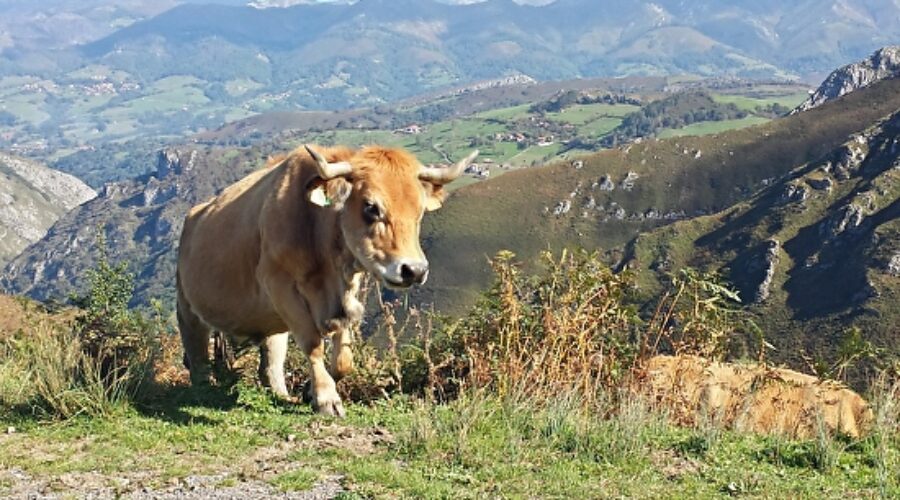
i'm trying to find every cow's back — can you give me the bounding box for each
[177,165,286,336]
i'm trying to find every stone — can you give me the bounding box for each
[747,240,781,303]
[620,171,640,191]
[806,176,833,192]
[887,253,900,277]
[598,176,615,191]
[552,200,571,216]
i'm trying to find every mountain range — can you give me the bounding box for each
[4,50,900,377]
[3,0,899,166]
[74,0,900,84]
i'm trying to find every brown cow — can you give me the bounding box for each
[176,144,477,416]
[639,355,873,438]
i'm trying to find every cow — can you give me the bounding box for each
[176,144,477,416]
[639,355,873,438]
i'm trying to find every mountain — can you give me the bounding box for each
[414,77,900,313]
[622,106,900,372]
[0,147,265,306]
[0,153,95,266]
[3,0,900,165]
[796,46,900,113]
[77,0,900,83]
[3,76,898,318]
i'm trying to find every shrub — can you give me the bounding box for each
[643,268,762,362]
[401,249,642,408]
[1,247,163,419]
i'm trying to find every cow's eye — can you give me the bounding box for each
[363,201,382,224]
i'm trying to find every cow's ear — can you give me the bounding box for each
[308,178,352,210]
[422,182,446,212]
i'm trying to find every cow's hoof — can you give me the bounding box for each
[313,397,346,418]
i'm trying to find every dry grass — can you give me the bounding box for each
[459,250,638,407]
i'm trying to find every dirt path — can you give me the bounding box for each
[0,423,393,499]
[1,468,345,499]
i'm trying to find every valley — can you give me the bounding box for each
[1,0,897,172]
[1,3,899,498]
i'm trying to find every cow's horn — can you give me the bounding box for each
[305,145,353,180]
[419,150,479,185]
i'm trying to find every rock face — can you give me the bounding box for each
[747,240,780,304]
[0,153,96,266]
[795,46,900,113]
[624,104,900,378]
[1,147,254,306]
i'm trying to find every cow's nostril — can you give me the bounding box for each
[400,264,416,283]
[399,262,428,285]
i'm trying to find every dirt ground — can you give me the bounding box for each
[0,423,393,499]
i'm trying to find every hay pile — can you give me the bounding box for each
[639,355,872,438]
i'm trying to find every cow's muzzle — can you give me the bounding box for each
[383,259,429,288]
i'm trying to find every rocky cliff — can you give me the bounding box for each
[795,46,900,113]
[0,153,95,266]
[0,147,259,305]
[625,107,900,370]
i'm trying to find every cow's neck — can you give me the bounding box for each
[313,216,365,334]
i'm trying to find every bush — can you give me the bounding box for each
[1,248,163,419]
[644,268,762,362]
[189,249,760,418]
[399,249,642,408]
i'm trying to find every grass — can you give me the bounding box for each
[712,92,810,112]
[474,103,531,121]
[2,93,50,124]
[224,78,264,97]
[0,247,897,497]
[544,103,638,124]
[658,116,770,138]
[1,387,896,498]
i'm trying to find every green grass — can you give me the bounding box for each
[1,387,895,498]
[544,103,638,125]
[65,65,133,84]
[270,468,319,492]
[474,103,532,121]
[150,76,206,92]
[580,116,626,137]
[712,92,810,112]
[657,116,770,138]
[67,95,115,117]
[509,142,564,165]
[224,78,264,97]
[2,93,50,124]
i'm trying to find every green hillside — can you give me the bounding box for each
[623,108,900,377]
[413,76,900,342]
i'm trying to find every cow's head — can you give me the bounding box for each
[306,145,477,289]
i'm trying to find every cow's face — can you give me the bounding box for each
[307,146,477,289]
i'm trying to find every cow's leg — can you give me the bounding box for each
[258,332,290,398]
[296,331,345,417]
[329,327,354,382]
[177,291,212,386]
[264,273,345,417]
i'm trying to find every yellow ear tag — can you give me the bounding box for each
[309,186,332,207]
